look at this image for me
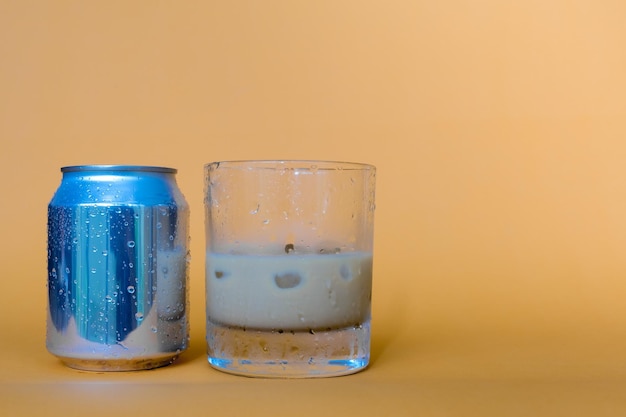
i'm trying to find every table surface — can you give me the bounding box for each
[3,291,626,417]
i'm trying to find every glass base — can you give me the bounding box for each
[56,353,180,371]
[206,321,370,378]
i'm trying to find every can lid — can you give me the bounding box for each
[61,165,177,174]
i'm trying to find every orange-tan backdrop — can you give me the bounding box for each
[2,0,626,391]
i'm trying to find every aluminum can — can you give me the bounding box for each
[46,165,189,371]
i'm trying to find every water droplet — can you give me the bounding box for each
[128,263,134,268]
[169,235,174,241]
[340,264,352,280]
[102,250,108,256]
[127,285,135,294]
[156,222,162,229]
[127,241,135,248]
[161,266,168,274]
[319,246,341,254]
[249,204,260,215]
[135,312,144,321]
[151,326,158,333]
[275,272,302,289]
[90,268,97,274]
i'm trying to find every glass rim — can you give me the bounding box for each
[204,160,375,171]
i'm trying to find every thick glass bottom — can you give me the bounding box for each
[206,321,370,378]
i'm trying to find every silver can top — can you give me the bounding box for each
[61,165,177,174]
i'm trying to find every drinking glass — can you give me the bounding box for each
[204,160,376,377]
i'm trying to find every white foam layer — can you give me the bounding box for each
[205,251,372,330]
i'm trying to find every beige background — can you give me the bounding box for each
[2,1,626,415]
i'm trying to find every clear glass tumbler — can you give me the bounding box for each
[204,160,376,377]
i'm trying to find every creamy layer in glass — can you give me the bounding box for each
[205,251,372,331]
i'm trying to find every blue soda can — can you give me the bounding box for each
[46,165,189,371]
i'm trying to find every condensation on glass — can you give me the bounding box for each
[204,160,376,378]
